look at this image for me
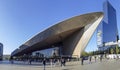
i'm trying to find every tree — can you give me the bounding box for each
[116,45,119,54]
[81,51,89,56]
[88,52,93,56]
[110,48,114,54]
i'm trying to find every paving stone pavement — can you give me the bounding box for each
[0,59,120,70]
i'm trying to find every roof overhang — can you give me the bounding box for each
[11,12,104,56]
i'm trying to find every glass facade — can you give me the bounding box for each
[103,1,118,43]
[0,43,3,60]
[32,47,62,57]
[39,47,60,57]
[97,23,103,47]
[31,42,63,58]
[97,1,118,50]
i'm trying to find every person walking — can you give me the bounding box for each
[61,58,64,67]
[53,59,57,67]
[94,55,97,62]
[89,56,92,64]
[63,59,66,66]
[50,59,53,67]
[81,56,84,65]
[100,55,103,62]
[61,58,66,67]
[43,59,46,70]
[29,59,32,64]
[116,55,119,60]
[10,57,14,64]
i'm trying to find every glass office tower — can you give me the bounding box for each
[0,43,3,60]
[97,1,119,50]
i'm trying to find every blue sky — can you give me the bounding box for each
[0,0,120,54]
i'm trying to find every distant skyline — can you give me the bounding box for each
[0,0,120,54]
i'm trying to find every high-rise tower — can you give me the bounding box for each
[97,1,119,51]
[0,43,3,60]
